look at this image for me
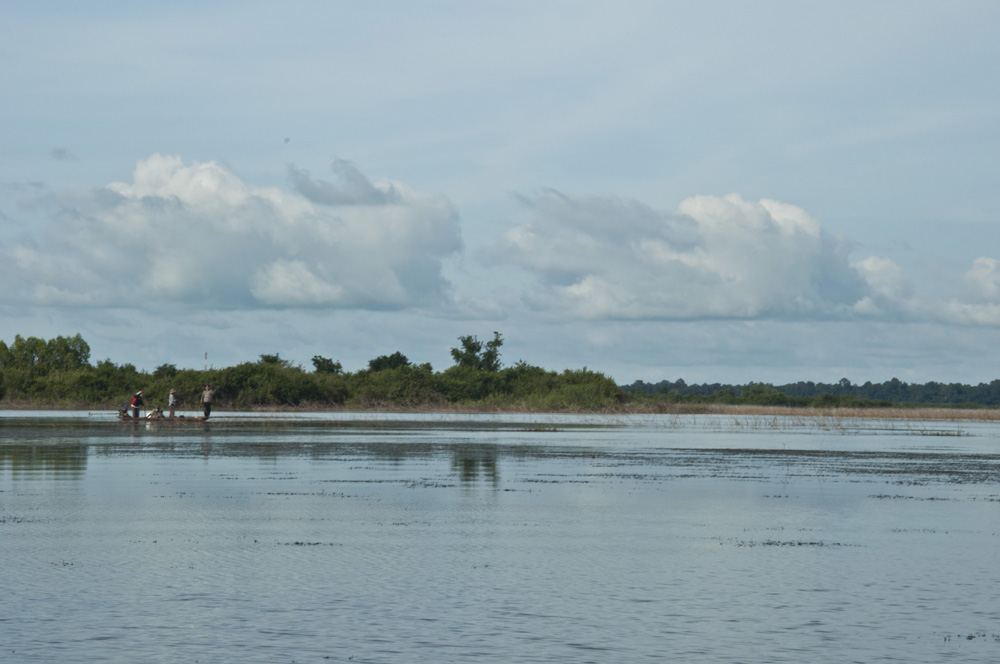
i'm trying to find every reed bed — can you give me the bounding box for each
[617,402,1000,422]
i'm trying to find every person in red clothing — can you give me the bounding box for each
[130,391,144,419]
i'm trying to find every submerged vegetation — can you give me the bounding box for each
[1,333,998,415]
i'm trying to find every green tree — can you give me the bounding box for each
[0,335,48,374]
[0,334,92,374]
[368,351,409,371]
[450,332,503,372]
[46,334,91,371]
[153,363,178,378]
[312,355,343,374]
[259,353,290,367]
[351,363,440,406]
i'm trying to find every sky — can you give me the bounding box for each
[2,1,999,386]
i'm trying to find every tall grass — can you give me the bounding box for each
[622,402,1000,421]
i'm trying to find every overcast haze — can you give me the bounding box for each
[2,1,999,385]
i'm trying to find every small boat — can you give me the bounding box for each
[119,414,207,424]
[119,406,207,423]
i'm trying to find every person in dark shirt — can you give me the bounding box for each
[131,391,144,419]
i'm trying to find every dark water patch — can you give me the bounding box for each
[870,494,957,501]
[718,538,856,548]
[264,491,352,497]
[1,515,39,524]
[942,633,1000,643]
[890,528,940,533]
[402,480,456,489]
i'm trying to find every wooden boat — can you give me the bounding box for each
[119,413,208,423]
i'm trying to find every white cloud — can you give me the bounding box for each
[964,257,1000,302]
[486,191,1000,330]
[853,256,906,300]
[250,259,348,306]
[487,191,867,320]
[938,301,1000,326]
[919,257,1000,326]
[849,255,914,317]
[0,155,462,310]
[485,191,1000,330]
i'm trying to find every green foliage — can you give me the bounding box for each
[450,332,503,372]
[259,353,288,367]
[349,364,441,407]
[218,360,322,407]
[312,355,343,374]
[2,332,995,411]
[626,376,1000,406]
[435,365,503,402]
[500,361,555,398]
[433,363,624,409]
[313,372,350,404]
[368,351,410,372]
[714,389,737,404]
[154,363,178,379]
[532,368,625,410]
[0,334,90,375]
[740,383,807,407]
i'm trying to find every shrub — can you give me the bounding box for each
[350,365,442,407]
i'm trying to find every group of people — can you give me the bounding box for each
[121,385,214,420]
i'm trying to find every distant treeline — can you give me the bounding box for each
[3,334,999,411]
[625,377,1000,408]
[0,333,624,411]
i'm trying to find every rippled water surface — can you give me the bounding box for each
[2,412,1000,663]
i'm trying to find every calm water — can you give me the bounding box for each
[2,412,999,663]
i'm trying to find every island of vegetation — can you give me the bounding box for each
[1,333,999,419]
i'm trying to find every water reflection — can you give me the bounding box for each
[0,443,88,478]
[451,445,499,485]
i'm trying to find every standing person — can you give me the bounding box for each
[168,388,177,418]
[201,384,213,419]
[131,391,144,419]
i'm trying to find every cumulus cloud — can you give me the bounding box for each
[921,257,1000,326]
[486,190,1000,328]
[853,256,906,300]
[0,154,462,310]
[964,257,1000,302]
[849,255,914,316]
[487,191,868,320]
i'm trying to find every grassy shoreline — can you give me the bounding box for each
[3,399,999,422]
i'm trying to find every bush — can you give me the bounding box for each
[217,362,322,407]
[434,366,504,403]
[350,365,442,407]
[536,369,625,410]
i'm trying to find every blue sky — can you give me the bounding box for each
[2,1,999,385]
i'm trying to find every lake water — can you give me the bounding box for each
[2,411,999,663]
